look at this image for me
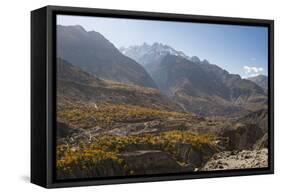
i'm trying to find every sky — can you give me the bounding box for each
[57,15,268,78]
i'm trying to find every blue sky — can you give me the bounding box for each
[57,15,268,78]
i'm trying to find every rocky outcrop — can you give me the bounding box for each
[238,109,268,132]
[219,123,264,150]
[120,150,193,175]
[120,142,217,169]
[201,148,268,171]
[173,143,217,167]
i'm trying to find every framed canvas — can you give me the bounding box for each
[31,5,274,188]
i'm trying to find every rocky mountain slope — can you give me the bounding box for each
[57,25,157,88]
[57,58,181,112]
[247,75,268,90]
[155,55,267,116]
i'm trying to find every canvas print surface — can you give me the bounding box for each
[56,15,269,180]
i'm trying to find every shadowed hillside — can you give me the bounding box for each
[57,25,157,88]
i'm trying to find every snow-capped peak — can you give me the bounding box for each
[120,42,190,63]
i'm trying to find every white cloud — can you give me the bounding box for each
[243,66,264,77]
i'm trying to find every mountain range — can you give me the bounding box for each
[57,25,267,117]
[121,43,267,116]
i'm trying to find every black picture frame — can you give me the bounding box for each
[31,5,274,188]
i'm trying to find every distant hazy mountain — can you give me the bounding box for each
[121,43,267,117]
[57,25,157,88]
[247,75,268,90]
[155,55,267,116]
